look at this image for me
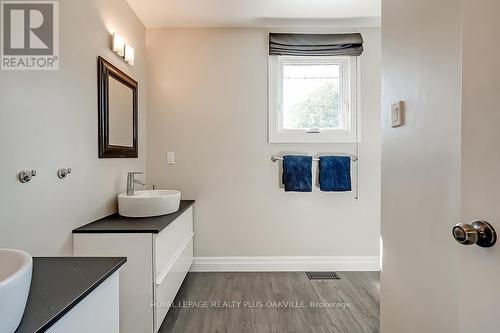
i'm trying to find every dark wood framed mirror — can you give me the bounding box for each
[98,56,138,158]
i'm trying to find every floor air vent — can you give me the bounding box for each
[306,272,341,280]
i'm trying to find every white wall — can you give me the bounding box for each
[380,0,461,332]
[146,28,381,261]
[0,0,147,255]
[460,1,500,331]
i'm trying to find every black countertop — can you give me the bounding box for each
[72,200,195,234]
[15,256,126,333]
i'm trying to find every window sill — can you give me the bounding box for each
[268,132,359,144]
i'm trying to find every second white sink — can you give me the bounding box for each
[118,190,181,217]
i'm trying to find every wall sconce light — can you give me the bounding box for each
[111,33,125,57]
[124,45,135,65]
[111,32,134,65]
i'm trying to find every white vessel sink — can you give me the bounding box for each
[0,249,33,333]
[118,190,181,217]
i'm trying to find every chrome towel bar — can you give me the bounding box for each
[271,155,358,162]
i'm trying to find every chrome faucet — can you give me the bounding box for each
[127,172,145,195]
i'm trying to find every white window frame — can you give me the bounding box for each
[268,55,358,143]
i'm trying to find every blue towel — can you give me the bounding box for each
[319,156,352,192]
[282,155,312,192]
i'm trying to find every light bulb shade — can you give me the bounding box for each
[112,33,125,57]
[124,45,135,65]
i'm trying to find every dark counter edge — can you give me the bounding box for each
[35,257,127,333]
[72,200,195,234]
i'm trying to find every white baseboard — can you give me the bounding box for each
[190,256,380,272]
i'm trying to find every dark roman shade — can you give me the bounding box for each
[269,33,364,57]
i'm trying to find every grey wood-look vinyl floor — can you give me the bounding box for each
[159,272,379,333]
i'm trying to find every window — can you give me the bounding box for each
[268,55,357,143]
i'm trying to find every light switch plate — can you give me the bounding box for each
[391,101,404,127]
[166,152,175,165]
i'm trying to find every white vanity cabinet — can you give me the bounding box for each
[73,202,194,333]
[47,271,120,333]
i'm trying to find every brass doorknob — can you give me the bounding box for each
[452,220,496,248]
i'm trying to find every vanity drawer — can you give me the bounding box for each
[154,236,193,331]
[154,206,193,283]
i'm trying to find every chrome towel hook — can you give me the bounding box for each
[57,168,72,179]
[18,170,36,183]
